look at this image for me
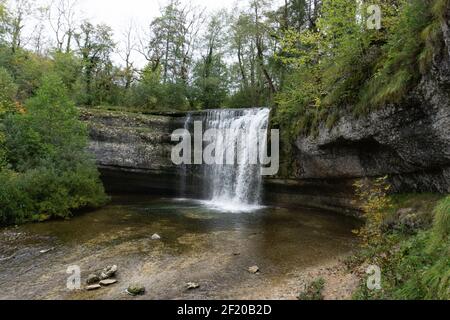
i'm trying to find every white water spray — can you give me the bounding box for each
[201,108,270,212]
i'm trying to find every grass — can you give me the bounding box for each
[352,194,450,300]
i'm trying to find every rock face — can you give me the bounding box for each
[81,109,184,174]
[81,109,197,196]
[266,23,450,215]
[292,76,450,193]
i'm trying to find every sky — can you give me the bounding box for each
[74,0,248,67]
[77,0,240,28]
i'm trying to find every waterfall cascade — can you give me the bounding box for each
[182,108,270,212]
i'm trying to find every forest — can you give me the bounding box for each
[0,0,449,301]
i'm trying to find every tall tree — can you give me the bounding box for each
[192,10,229,108]
[48,0,79,53]
[75,22,114,106]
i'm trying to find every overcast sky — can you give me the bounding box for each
[74,0,249,67]
[77,0,241,28]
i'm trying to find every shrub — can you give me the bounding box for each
[0,74,108,226]
[354,176,393,248]
[297,278,325,300]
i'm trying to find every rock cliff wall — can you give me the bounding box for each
[266,22,450,214]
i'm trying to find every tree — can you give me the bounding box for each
[118,21,137,90]
[228,1,280,108]
[75,22,115,106]
[48,0,79,53]
[0,74,107,225]
[140,0,204,85]
[192,10,229,108]
[4,0,34,52]
[0,67,17,115]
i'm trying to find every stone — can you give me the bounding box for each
[99,279,117,286]
[127,284,145,296]
[186,282,200,290]
[248,266,260,274]
[99,265,118,280]
[151,234,161,240]
[86,274,100,285]
[39,248,54,254]
[86,284,101,291]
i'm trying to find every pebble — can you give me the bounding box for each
[151,234,161,240]
[86,284,102,291]
[248,266,260,274]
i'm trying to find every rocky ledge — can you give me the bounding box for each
[265,22,450,215]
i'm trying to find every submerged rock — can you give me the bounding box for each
[99,279,117,286]
[100,265,118,280]
[86,284,102,291]
[39,248,54,254]
[248,266,260,274]
[186,282,200,290]
[127,284,146,296]
[151,234,161,240]
[86,274,100,285]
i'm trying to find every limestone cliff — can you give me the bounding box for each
[265,20,450,215]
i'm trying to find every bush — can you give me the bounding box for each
[0,67,18,116]
[0,74,108,226]
[353,195,450,300]
[297,278,325,300]
[354,176,393,248]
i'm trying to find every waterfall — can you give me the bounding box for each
[201,108,270,212]
[179,113,192,198]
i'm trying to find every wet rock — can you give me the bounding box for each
[86,284,102,291]
[248,266,260,274]
[86,274,100,285]
[99,279,117,286]
[127,284,146,296]
[186,282,200,290]
[39,248,54,254]
[151,234,161,240]
[100,265,118,280]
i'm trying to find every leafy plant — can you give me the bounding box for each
[297,278,326,300]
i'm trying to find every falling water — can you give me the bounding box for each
[201,108,270,212]
[179,113,192,198]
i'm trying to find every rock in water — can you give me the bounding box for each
[86,284,101,291]
[127,284,145,296]
[86,274,100,285]
[186,282,200,290]
[100,265,118,280]
[248,266,260,274]
[99,279,117,286]
[151,234,161,240]
[39,248,54,254]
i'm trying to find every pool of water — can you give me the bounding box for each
[0,195,360,300]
